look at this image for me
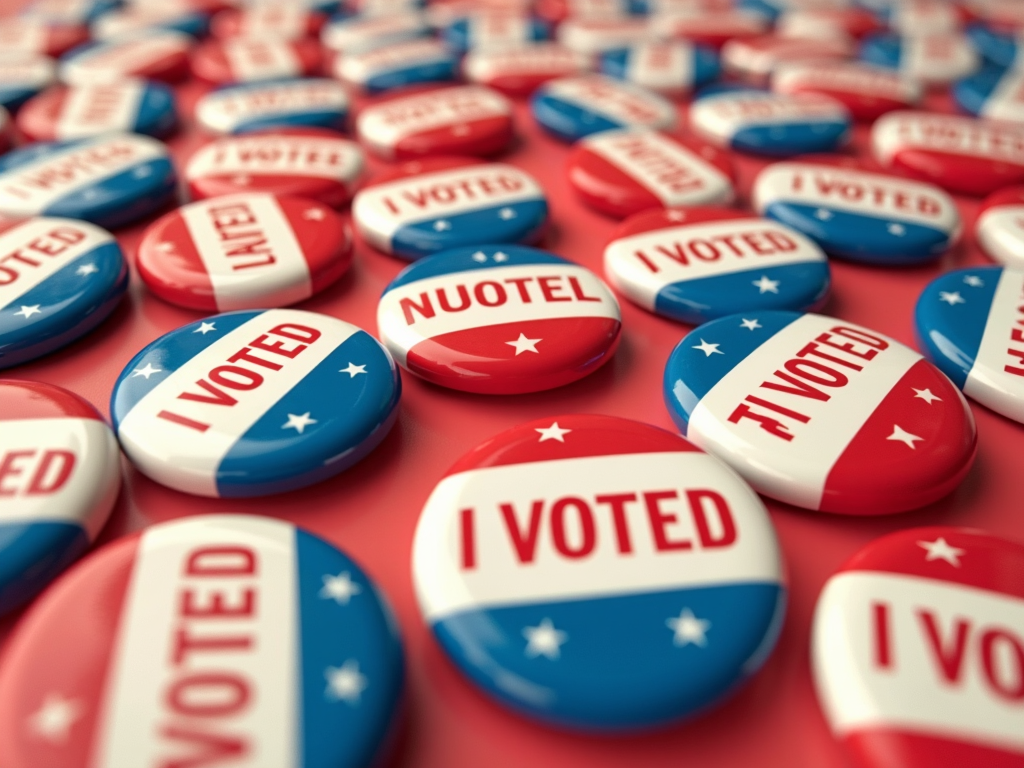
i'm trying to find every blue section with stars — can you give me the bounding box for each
[361,56,459,95]
[431,581,785,730]
[530,91,624,143]
[384,244,567,293]
[914,266,1001,389]
[662,311,802,434]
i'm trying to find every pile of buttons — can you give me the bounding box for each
[0,0,1022,766]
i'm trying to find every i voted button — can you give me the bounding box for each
[812,527,1024,768]
[567,127,735,218]
[663,311,977,515]
[859,32,980,87]
[976,186,1024,269]
[0,217,127,369]
[111,309,401,498]
[0,514,405,768]
[0,380,119,616]
[191,38,323,85]
[356,85,514,161]
[600,41,720,98]
[771,61,922,122]
[195,79,351,135]
[872,110,1024,197]
[954,67,1024,124]
[58,30,194,85]
[915,266,1024,425]
[463,43,591,98]
[413,413,786,730]
[0,53,57,112]
[377,244,620,394]
[752,162,961,265]
[0,134,177,229]
[604,207,829,325]
[185,129,365,207]
[352,157,548,260]
[16,80,178,142]
[689,90,851,157]
[332,39,460,95]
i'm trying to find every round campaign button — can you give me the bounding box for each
[378,244,620,394]
[137,193,352,312]
[211,6,327,39]
[191,38,323,85]
[0,514,405,768]
[954,67,1024,124]
[443,13,549,53]
[185,129,364,207]
[90,6,211,40]
[772,61,922,121]
[567,127,735,218]
[650,9,770,50]
[966,24,1021,70]
[195,78,351,135]
[721,35,854,85]
[356,85,514,161]
[21,0,119,26]
[690,91,851,157]
[859,32,980,86]
[976,187,1024,268]
[111,310,401,497]
[556,17,649,56]
[16,80,178,142]
[871,110,1024,197]
[605,207,829,324]
[463,43,591,98]
[752,162,961,265]
[775,8,882,41]
[0,134,176,230]
[531,74,677,143]
[0,380,120,617]
[58,30,194,85]
[0,53,57,112]
[886,0,964,35]
[0,18,89,57]
[915,265,1024,425]
[812,527,1024,768]
[0,217,127,369]
[600,41,720,98]
[352,157,548,260]
[320,11,429,55]
[332,39,460,95]
[663,311,977,514]
[412,413,786,729]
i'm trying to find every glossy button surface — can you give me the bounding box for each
[320,11,429,54]
[463,42,591,98]
[58,30,194,85]
[721,34,853,84]
[600,41,720,98]
[663,311,977,514]
[443,13,549,53]
[0,17,89,57]
[194,78,351,135]
[0,53,57,112]
[954,67,1024,124]
[771,60,921,121]
[111,309,401,497]
[412,413,786,729]
[332,39,459,94]
[190,38,322,85]
[211,6,326,39]
[859,32,980,86]
[975,186,1024,269]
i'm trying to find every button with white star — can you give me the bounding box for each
[664,310,977,514]
[110,308,401,497]
[916,265,1024,426]
[0,217,128,369]
[193,78,352,135]
[353,156,549,261]
[0,515,405,768]
[377,244,620,394]
[812,526,1024,768]
[976,186,1024,270]
[604,207,830,325]
[413,414,786,730]
[752,160,961,266]
[136,192,353,312]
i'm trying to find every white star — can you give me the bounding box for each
[666,608,710,648]
[918,537,965,567]
[157,241,175,254]
[887,424,923,449]
[283,412,317,434]
[963,275,984,287]
[693,338,723,357]
[14,305,41,318]
[498,207,516,220]
[319,572,362,604]
[665,209,687,221]
[740,318,761,330]
[194,321,217,334]
[324,660,368,703]
[523,618,568,659]
[75,263,98,276]
[535,422,571,442]
[471,250,487,262]
[433,219,451,231]
[132,165,152,179]
[230,174,251,185]
[752,275,780,294]
[493,251,508,262]
[28,694,84,743]
[132,362,162,379]
[887,222,906,236]
[814,208,833,220]
[913,387,941,404]
[451,123,471,136]
[939,291,964,305]
[506,332,541,355]
[303,208,325,220]
[340,362,367,377]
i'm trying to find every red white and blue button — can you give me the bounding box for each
[21,0,119,25]
[90,5,212,40]
[195,78,351,135]
[771,61,922,122]
[812,526,1024,768]
[954,67,1024,124]
[110,309,401,497]
[0,380,120,617]
[605,208,830,324]
[211,6,327,40]
[191,38,323,85]
[0,17,89,57]
[556,16,650,56]
[0,217,127,369]
[332,39,459,94]
[599,41,720,98]
[462,42,591,98]
[649,8,770,50]
[378,244,620,394]
[859,32,980,86]
[58,29,194,85]
[352,157,548,260]
[443,13,549,53]
[976,186,1024,269]
[774,8,882,41]
[0,107,12,157]
[0,53,57,112]
[413,413,786,729]
[320,11,429,54]
[0,514,405,768]
[663,311,977,514]
[752,162,961,265]
[966,24,1022,70]
[721,35,854,85]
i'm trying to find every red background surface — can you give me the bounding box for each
[1,18,1022,768]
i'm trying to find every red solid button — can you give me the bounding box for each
[190,38,323,85]
[210,6,327,39]
[356,85,514,161]
[462,42,591,98]
[567,128,735,218]
[772,61,922,122]
[137,192,352,311]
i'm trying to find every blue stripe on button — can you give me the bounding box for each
[859,33,903,70]
[0,520,89,617]
[530,93,623,143]
[363,60,458,94]
[730,120,849,157]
